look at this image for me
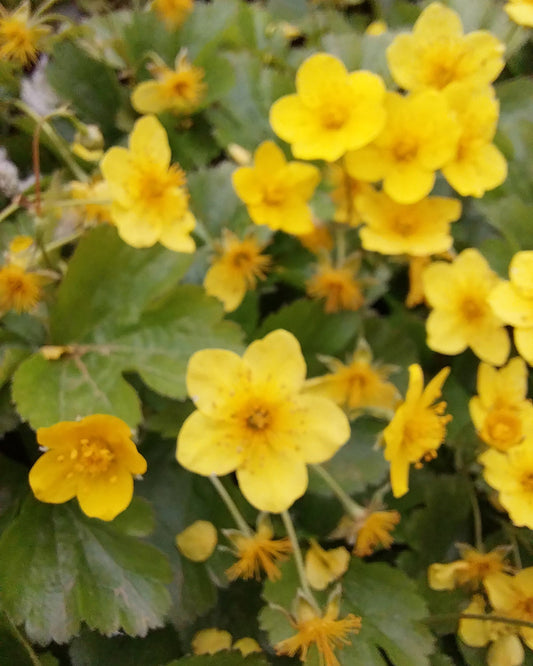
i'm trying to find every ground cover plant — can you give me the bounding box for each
[1,0,533,664]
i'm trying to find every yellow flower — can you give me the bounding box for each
[232,141,320,235]
[304,540,349,591]
[176,330,351,513]
[345,90,460,204]
[356,188,461,256]
[331,509,401,557]
[470,358,533,452]
[152,0,193,29]
[484,569,533,652]
[224,514,292,582]
[490,251,533,366]
[406,255,431,308]
[306,256,365,314]
[386,2,505,92]
[270,53,386,162]
[28,414,147,522]
[0,264,41,314]
[0,2,51,66]
[100,115,195,252]
[191,628,232,655]
[479,441,533,529]
[304,339,399,417]
[505,0,533,27]
[131,52,206,116]
[423,249,510,365]
[428,545,512,591]
[383,363,451,498]
[442,83,507,197]
[176,520,218,562]
[275,596,362,666]
[327,164,375,227]
[203,229,271,312]
[70,178,112,227]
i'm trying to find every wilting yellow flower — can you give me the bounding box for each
[233,638,261,656]
[232,141,320,235]
[480,440,533,529]
[305,540,349,590]
[304,340,399,417]
[356,188,461,256]
[152,0,193,29]
[490,251,533,366]
[484,570,533,652]
[100,115,195,252]
[270,53,386,162]
[131,52,206,116]
[504,0,533,27]
[345,90,460,204]
[298,224,334,254]
[470,358,533,452]
[383,364,451,498]
[423,249,510,365]
[176,520,218,562]
[306,256,365,314]
[0,264,41,314]
[0,2,51,66]
[327,164,374,227]
[176,330,351,513]
[225,514,292,582]
[428,545,511,591]
[386,2,505,93]
[192,628,232,655]
[70,178,111,227]
[406,255,431,308]
[29,415,147,521]
[204,230,270,312]
[442,83,507,197]
[275,595,362,666]
[331,509,401,557]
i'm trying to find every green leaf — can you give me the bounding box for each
[0,496,172,645]
[167,654,269,665]
[0,611,39,666]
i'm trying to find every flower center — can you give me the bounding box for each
[423,41,462,89]
[246,407,272,431]
[393,138,419,163]
[263,182,287,205]
[76,437,115,474]
[404,407,449,465]
[393,213,417,236]
[320,103,348,130]
[521,471,533,493]
[460,296,486,323]
[484,409,522,450]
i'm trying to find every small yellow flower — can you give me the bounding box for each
[0,264,41,314]
[70,178,111,227]
[152,0,193,29]
[29,415,147,521]
[345,90,460,204]
[383,363,451,498]
[305,540,349,590]
[331,509,401,558]
[176,520,218,562]
[225,514,292,582]
[232,141,320,235]
[423,248,510,365]
[0,2,51,67]
[306,256,365,314]
[191,628,232,655]
[270,53,386,162]
[176,330,351,513]
[428,545,512,591]
[504,0,533,27]
[100,115,195,252]
[356,188,461,256]
[203,230,271,312]
[131,52,206,116]
[275,595,362,666]
[470,358,533,452]
[386,2,505,92]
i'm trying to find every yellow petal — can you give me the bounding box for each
[415,2,463,40]
[204,261,247,312]
[506,3,533,27]
[186,348,244,417]
[253,140,287,176]
[269,95,316,148]
[233,638,261,656]
[192,628,232,655]
[29,452,78,504]
[514,327,533,366]
[383,164,435,204]
[442,143,507,198]
[76,467,134,521]
[487,635,524,666]
[112,205,162,248]
[426,309,468,355]
[100,147,133,205]
[305,540,350,590]
[458,595,490,647]
[490,282,533,328]
[509,251,533,298]
[131,81,170,114]
[428,561,466,590]
[469,325,510,366]
[176,520,218,562]
[129,115,170,169]
[158,211,196,253]
[295,53,349,108]
[484,572,520,612]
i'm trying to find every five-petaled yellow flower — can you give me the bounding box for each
[383,363,451,498]
[270,53,386,162]
[176,329,351,513]
[232,140,320,235]
[29,414,147,521]
[100,115,196,252]
[0,2,51,66]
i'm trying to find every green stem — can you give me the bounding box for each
[281,510,320,612]
[209,475,252,535]
[313,464,363,519]
[3,614,41,666]
[468,483,483,552]
[0,200,21,223]
[426,612,533,631]
[34,0,64,17]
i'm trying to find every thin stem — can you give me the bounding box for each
[0,200,21,224]
[281,510,320,612]
[3,614,41,666]
[34,0,64,18]
[209,475,252,535]
[468,483,483,552]
[426,612,533,631]
[32,119,43,216]
[312,464,363,519]
[506,526,523,570]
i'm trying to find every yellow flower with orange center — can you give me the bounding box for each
[386,2,504,92]
[470,358,533,452]
[383,363,451,498]
[176,330,351,513]
[232,141,320,235]
[28,414,147,521]
[0,2,51,67]
[428,545,512,591]
[331,509,401,558]
[151,0,193,29]
[131,52,206,116]
[0,263,41,314]
[270,53,386,162]
[203,229,271,312]
[100,115,195,252]
[422,248,510,365]
[306,256,365,314]
[505,0,533,27]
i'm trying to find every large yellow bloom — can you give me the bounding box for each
[470,358,533,452]
[0,2,51,66]
[269,53,386,162]
[344,90,460,204]
[386,2,504,92]
[232,141,320,235]
[423,249,510,365]
[356,188,461,256]
[176,330,351,513]
[100,115,195,252]
[383,363,451,498]
[505,0,533,27]
[29,415,147,521]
